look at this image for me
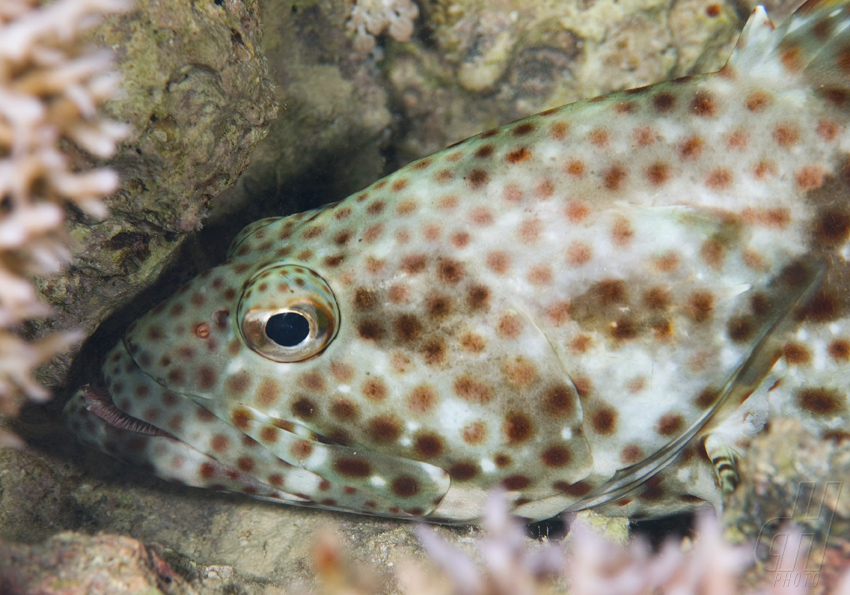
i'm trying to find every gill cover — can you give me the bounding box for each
[237,265,339,362]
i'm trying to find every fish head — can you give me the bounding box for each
[94,203,594,521]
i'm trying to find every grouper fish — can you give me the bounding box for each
[66,0,850,522]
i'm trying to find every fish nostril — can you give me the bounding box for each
[195,322,211,338]
[211,309,230,329]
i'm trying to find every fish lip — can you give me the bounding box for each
[81,383,173,438]
[82,339,179,438]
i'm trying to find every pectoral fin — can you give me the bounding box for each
[565,259,825,512]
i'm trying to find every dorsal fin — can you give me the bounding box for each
[728,0,850,96]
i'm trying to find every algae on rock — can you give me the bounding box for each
[723,419,850,593]
[385,0,769,161]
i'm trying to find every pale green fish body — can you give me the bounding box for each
[67,0,850,522]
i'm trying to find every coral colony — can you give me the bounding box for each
[347,0,420,53]
[0,0,127,430]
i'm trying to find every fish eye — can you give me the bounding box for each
[238,265,339,362]
[265,311,310,347]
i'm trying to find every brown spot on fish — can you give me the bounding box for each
[541,445,571,467]
[462,422,486,445]
[363,379,387,402]
[292,397,316,419]
[795,165,825,190]
[706,168,733,190]
[799,291,840,323]
[502,475,531,490]
[565,159,586,177]
[550,121,569,140]
[566,241,593,266]
[828,339,850,361]
[460,333,485,353]
[646,162,671,185]
[726,129,748,150]
[621,444,644,463]
[437,258,464,284]
[603,164,627,191]
[633,126,657,146]
[467,169,489,190]
[486,251,510,274]
[780,46,802,72]
[450,462,478,481]
[467,284,490,310]
[656,413,684,436]
[700,239,725,269]
[392,476,420,497]
[594,279,627,305]
[358,319,384,341]
[813,210,850,246]
[353,287,377,310]
[589,128,610,147]
[513,122,535,136]
[415,433,444,456]
[474,144,495,159]
[257,380,280,406]
[543,385,575,416]
[407,385,436,413]
[687,291,714,322]
[454,377,491,404]
[506,147,532,163]
[368,416,402,443]
[643,287,670,310]
[728,315,755,342]
[335,458,372,477]
[690,90,716,117]
[783,342,811,365]
[817,119,838,141]
[652,92,675,112]
[330,399,358,420]
[797,388,844,416]
[504,412,534,443]
[678,136,703,159]
[591,407,617,435]
[498,313,523,338]
[394,314,423,342]
[773,124,800,147]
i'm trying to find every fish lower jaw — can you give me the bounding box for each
[79,384,172,438]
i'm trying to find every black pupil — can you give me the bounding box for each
[265,312,310,347]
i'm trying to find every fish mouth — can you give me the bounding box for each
[68,339,454,518]
[79,384,172,438]
[69,338,204,444]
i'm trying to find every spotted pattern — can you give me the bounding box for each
[67,0,850,524]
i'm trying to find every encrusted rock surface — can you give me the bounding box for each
[0,442,630,593]
[208,0,394,224]
[0,531,193,594]
[385,0,764,161]
[723,418,850,593]
[33,0,278,393]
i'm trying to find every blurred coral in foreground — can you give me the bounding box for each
[0,0,129,428]
[314,491,850,595]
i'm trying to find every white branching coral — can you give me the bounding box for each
[347,0,419,54]
[0,0,129,422]
[410,492,565,595]
[313,491,850,595]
